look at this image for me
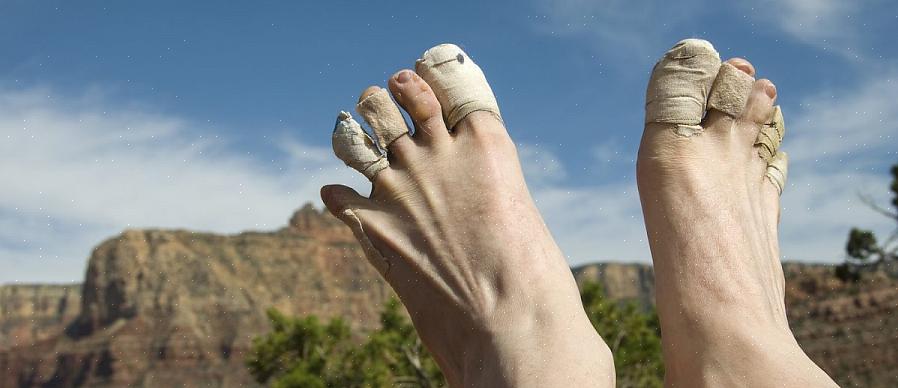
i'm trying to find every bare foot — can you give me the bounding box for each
[637,39,837,387]
[322,44,613,387]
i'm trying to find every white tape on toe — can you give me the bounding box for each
[708,62,755,117]
[765,151,788,195]
[645,39,721,129]
[756,106,785,162]
[332,111,388,180]
[356,88,409,149]
[415,43,501,129]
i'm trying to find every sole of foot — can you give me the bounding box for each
[637,39,837,387]
[323,44,614,387]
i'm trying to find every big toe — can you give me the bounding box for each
[645,38,721,127]
[414,44,504,136]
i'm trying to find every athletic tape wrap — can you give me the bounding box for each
[645,39,721,127]
[356,87,409,149]
[415,43,501,130]
[332,111,388,180]
[756,105,785,162]
[707,62,755,117]
[765,151,788,195]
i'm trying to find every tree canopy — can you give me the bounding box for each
[247,281,663,387]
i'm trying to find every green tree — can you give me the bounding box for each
[246,299,443,387]
[580,282,664,387]
[838,162,898,281]
[248,282,664,387]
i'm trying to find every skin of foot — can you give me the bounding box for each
[322,46,614,387]
[636,39,838,387]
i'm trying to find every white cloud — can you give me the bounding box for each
[785,76,897,163]
[531,0,885,63]
[762,0,855,41]
[0,86,366,284]
[4,68,895,285]
[531,182,648,266]
[520,143,649,265]
[742,0,885,60]
[0,86,646,284]
[777,71,898,261]
[527,0,703,58]
[517,143,567,184]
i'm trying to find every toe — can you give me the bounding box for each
[388,69,450,143]
[741,79,777,126]
[761,151,788,224]
[645,39,721,127]
[321,184,376,218]
[415,44,502,133]
[726,57,755,77]
[320,184,392,276]
[704,59,756,129]
[763,151,788,197]
[331,111,388,181]
[756,105,785,163]
[356,86,415,158]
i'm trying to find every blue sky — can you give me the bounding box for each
[2,0,896,284]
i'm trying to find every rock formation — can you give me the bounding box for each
[0,284,80,350]
[574,261,898,387]
[1,205,392,387]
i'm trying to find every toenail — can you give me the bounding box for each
[765,82,777,98]
[396,70,412,83]
[728,58,755,76]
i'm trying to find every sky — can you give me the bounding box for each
[1,0,896,284]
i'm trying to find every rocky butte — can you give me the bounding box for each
[1,204,896,387]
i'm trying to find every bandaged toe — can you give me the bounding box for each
[756,106,785,162]
[765,151,788,195]
[707,62,755,117]
[356,87,409,149]
[645,39,721,127]
[332,111,388,180]
[415,43,501,129]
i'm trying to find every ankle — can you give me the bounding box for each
[458,310,613,387]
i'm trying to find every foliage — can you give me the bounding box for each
[580,282,664,388]
[248,282,664,387]
[839,162,898,281]
[246,299,443,387]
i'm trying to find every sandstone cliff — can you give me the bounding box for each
[1,205,895,387]
[572,262,655,308]
[782,263,898,387]
[1,205,392,387]
[573,261,898,387]
[0,284,80,350]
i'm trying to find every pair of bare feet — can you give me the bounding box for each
[321,40,837,387]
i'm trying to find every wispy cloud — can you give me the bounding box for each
[778,70,898,260]
[758,0,856,42]
[3,67,895,284]
[530,0,890,63]
[742,0,888,61]
[526,0,703,58]
[786,75,897,164]
[0,86,365,284]
[520,142,648,265]
[517,143,567,184]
